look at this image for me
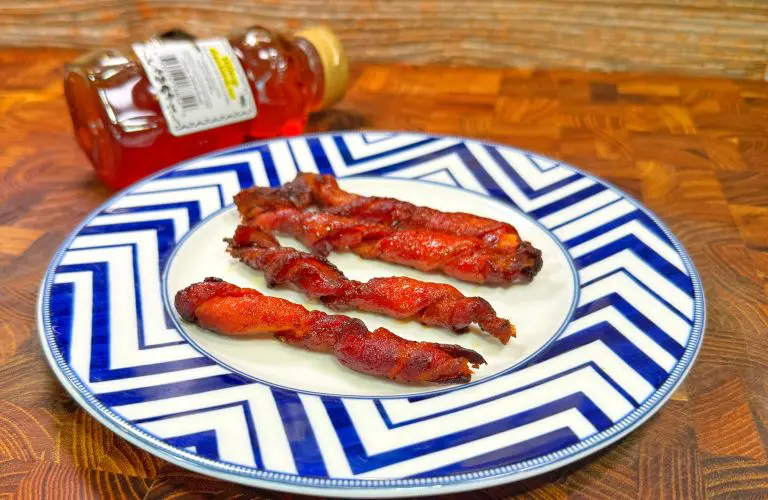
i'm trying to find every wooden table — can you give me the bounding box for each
[1,47,766,499]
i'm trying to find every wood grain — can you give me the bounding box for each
[0,1,768,79]
[1,47,767,498]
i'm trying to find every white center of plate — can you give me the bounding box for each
[165,177,577,396]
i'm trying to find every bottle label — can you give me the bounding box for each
[132,38,257,137]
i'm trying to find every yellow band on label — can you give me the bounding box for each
[209,47,239,101]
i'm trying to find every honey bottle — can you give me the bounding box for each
[64,26,348,189]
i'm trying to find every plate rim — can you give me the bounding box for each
[37,131,706,497]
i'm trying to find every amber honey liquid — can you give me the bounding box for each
[65,28,326,189]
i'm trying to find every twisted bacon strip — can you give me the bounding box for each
[227,225,515,343]
[235,179,543,284]
[239,203,541,284]
[251,173,525,251]
[175,278,485,384]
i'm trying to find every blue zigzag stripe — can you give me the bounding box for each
[538,323,668,391]
[587,269,692,326]
[79,220,177,276]
[309,139,518,205]
[484,145,582,198]
[166,430,221,460]
[159,161,256,188]
[50,281,75,365]
[410,427,578,479]
[272,389,329,476]
[361,133,398,144]
[133,401,265,469]
[334,135,440,164]
[562,207,672,247]
[574,234,692,294]
[103,201,203,227]
[322,393,612,475]
[96,374,253,406]
[52,262,214,382]
[574,294,686,358]
[414,168,461,187]
[531,183,607,219]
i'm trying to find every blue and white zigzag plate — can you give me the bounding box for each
[38,132,705,496]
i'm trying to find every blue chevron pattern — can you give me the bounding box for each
[39,132,704,494]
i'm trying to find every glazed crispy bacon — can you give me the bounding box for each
[234,180,543,284]
[260,173,525,251]
[241,205,541,284]
[226,225,515,343]
[175,278,486,384]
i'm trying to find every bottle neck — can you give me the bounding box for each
[295,37,326,112]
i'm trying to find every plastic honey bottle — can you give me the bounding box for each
[64,26,348,189]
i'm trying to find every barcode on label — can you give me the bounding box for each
[159,54,199,111]
[133,39,256,136]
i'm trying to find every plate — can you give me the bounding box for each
[38,132,705,496]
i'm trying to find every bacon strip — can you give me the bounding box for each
[245,173,525,251]
[234,178,543,284]
[241,203,541,284]
[226,225,515,343]
[175,278,486,384]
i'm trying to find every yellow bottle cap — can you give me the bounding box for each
[296,26,349,109]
